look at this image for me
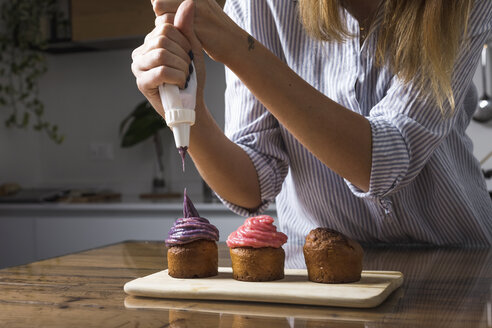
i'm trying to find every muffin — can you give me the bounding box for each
[303,228,363,283]
[165,189,219,278]
[227,215,288,282]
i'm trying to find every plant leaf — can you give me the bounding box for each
[120,113,165,148]
[21,112,29,127]
[119,101,156,135]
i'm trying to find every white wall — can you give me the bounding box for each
[0,49,225,196]
[0,42,491,195]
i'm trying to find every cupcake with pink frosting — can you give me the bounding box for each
[227,215,288,281]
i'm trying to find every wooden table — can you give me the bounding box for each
[0,241,490,327]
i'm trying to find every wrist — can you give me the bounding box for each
[189,102,224,164]
[190,101,214,144]
[220,28,249,67]
[203,16,246,66]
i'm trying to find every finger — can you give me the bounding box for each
[131,43,146,60]
[153,0,181,16]
[174,0,194,37]
[144,23,185,53]
[155,13,175,26]
[151,23,192,56]
[174,0,201,51]
[137,65,188,92]
[144,23,165,44]
[133,48,189,76]
[145,35,191,63]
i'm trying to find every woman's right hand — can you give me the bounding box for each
[152,0,243,64]
[131,1,204,118]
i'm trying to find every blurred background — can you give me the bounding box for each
[0,0,490,268]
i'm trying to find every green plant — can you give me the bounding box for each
[0,0,64,143]
[119,100,170,148]
[120,100,171,192]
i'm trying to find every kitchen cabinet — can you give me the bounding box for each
[71,0,227,42]
[71,0,154,42]
[0,218,36,268]
[47,0,227,52]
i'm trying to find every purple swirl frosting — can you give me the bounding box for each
[165,189,219,247]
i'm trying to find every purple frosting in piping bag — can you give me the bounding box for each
[165,189,219,247]
[178,146,188,173]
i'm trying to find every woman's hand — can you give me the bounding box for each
[131,0,205,118]
[152,0,242,64]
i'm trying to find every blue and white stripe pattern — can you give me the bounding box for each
[220,0,492,268]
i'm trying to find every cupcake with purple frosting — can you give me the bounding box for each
[166,189,219,278]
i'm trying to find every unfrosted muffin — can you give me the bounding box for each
[227,215,288,282]
[165,189,219,278]
[303,228,363,283]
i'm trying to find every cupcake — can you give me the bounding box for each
[303,228,363,283]
[165,189,219,278]
[226,215,288,282]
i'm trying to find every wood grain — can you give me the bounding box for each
[0,241,490,327]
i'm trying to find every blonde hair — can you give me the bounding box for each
[298,0,473,115]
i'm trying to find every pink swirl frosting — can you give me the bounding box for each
[226,215,288,248]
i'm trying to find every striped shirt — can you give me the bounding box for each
[220,0,492,268]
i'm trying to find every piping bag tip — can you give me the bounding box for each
[178,146,188,172]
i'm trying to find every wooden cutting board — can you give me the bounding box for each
[124,267,403,308]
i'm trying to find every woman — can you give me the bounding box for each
[131,0,492,267]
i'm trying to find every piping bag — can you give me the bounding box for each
[158,62,197,172]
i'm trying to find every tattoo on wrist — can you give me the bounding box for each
[247,35,255,51]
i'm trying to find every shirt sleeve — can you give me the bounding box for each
[218,1,290,216]
[345,2,492,199]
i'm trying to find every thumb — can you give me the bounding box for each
[174,0,201,50]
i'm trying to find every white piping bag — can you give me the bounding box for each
[158,62,197,150]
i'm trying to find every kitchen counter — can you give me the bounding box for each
[0,241,490,327]
[0,194,276,212]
